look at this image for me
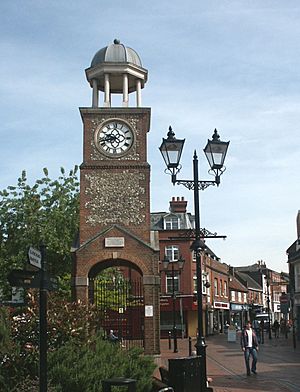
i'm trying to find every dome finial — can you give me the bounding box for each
[114,38,120,44]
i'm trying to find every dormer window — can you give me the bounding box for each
[164,215,180,230]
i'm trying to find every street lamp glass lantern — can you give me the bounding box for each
[159,126,185,171]
[162,257,170,270]
[204,129,229,171]
[177,256,185,270]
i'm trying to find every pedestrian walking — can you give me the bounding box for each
[260,319,265,344]
[240,321,259,376]
[273,320,280,338]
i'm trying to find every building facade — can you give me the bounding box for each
[151,197,229,337]
[287,210,300,341]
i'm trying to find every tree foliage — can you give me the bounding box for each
[0,167,79,296]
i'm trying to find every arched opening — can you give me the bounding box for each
[88,258,144,349]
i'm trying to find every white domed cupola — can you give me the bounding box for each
[86,39,148,108]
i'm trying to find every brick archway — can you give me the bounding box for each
[73,227,160,355]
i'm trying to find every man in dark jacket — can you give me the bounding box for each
[240,321,259,376]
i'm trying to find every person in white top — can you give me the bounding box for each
[240,321,259,376]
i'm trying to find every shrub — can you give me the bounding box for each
[0,294,103,391]
[48,334,156,392]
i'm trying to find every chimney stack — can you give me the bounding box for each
[169,197,187,213]
[297,210,300,239]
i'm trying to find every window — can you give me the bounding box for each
[193,275,197,292]
[274,291,280,302]
[238,291,242,302]
[220,280,223,296]
[166,272,179,294]
[192,250,197,262]
[243,293,247,302]
[224,281,228,297]
[214,278,218,296]
[164,216,180,230]
[231,290,235,301]
[165,246,179,261]
[193,273,209,295]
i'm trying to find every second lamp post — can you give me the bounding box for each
[159,126,229,392]
[162,255,185,353]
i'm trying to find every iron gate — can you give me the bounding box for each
[89,277,144,349]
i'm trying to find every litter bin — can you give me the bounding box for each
[168,356,201,392]
[101,377,136,392]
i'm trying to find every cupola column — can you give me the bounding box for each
[122,73,129,107]
[136,79,142,107]
[92,79,99,108]
[104,73,111,107]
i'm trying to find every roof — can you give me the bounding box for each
[91,39,142,67]
[229,276,248,292]
[286,239,300,263]
[150,211,194,231]
[235,264,260,272]
[235,271,262,291]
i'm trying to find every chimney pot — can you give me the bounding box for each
[169,197,188,213]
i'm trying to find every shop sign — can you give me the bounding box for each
[227,326,237,342]
[231,303,249,311]
[214,301,230,310]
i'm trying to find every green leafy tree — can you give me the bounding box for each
[93,268,129,310]
[0,167,79,296]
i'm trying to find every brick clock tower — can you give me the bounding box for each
[73,40,160,355]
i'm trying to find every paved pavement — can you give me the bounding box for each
[156,333,300,392]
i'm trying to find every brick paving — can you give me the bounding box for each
[155,333,300,392]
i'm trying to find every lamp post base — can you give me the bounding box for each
[195,336,211,392]
[173,326,178,353]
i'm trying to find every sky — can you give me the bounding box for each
[1,0,300,273]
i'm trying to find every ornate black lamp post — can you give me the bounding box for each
[162,255,185,353]
[159,126,229,392]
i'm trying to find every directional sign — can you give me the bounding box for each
[45,276,59,291]
[28,246,42,269]
[7,269,41,288]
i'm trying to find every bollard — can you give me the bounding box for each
[188,336,192,356]
[168,331,171,350]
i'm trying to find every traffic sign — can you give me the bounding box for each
[280,293,289,304]
[7,269,41,288]
[28,246,42,269]
[280,293,290,314]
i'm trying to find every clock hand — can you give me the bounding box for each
[103,134,117,142]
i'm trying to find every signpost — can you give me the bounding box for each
[7,269,41,288]
[28,246,42,269]
[39,244,47,392]
[7,244,59,392]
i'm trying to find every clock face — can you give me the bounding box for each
[95,120,134,156]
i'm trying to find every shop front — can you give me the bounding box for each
[213,301,230,333]
[230,303,249,329]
